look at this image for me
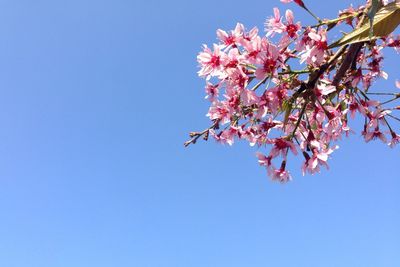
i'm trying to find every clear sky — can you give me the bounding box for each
[0,0,398,266]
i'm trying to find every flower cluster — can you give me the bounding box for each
[186,0,400,182]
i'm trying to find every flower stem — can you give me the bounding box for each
[290,101,308,139]
[251,75,269,91]
[279,70,311,75]
[302,6,322,23]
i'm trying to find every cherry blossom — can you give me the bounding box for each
[197,44,224,79]
[281,0,306,8]
[271,167,292,183]
[186,0,400,182]
[389,131,400,147]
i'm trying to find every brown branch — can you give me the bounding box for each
[184,120,219,147]
[332,42,364,87]
[331,0,382,89]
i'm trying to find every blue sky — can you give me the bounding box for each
[0,0,398,266]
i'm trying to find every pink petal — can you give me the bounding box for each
[285,9,294,23]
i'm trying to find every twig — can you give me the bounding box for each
[184,120,219,147]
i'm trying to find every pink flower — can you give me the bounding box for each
[349,69,363,88]
[260,118,282,134]
[205,82,220,102]
[260,85,288,113]
[256,152,272,167]
[364,128,387,143]
[241,36,262,64]
[321,105,343,140]
[241,27,259,43]
[361,72,374,89]
[218,127,238,146]
[265,8,300,41]
[207,101,232,124]
[315,81,336,97]
[284,10,301,39]
[217,23,244,48]
[338,6,358,27]
[300,29,328,66]
[358,99,380,117]
[348,96,359,119]
[197,44,225,79]
[240,89,259,106]
[265,8,285,37]
[270,138,297,158]
[301,130,322,150]
[221,48,241,69]
[281,0,305,8]
[302,146,338,175]
[367,108,391,129]
[192,7,400,182]
[389,131,400,147]
[226,67,249,90]
[271,166,292,183]
[387,35,400,53]
[255,42,281,80]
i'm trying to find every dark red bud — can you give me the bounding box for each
[280,160,287,170]
[294,0,306,8]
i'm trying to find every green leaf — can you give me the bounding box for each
[329,1,400,48]
[281,100,293,129]
[367,0,381,37]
